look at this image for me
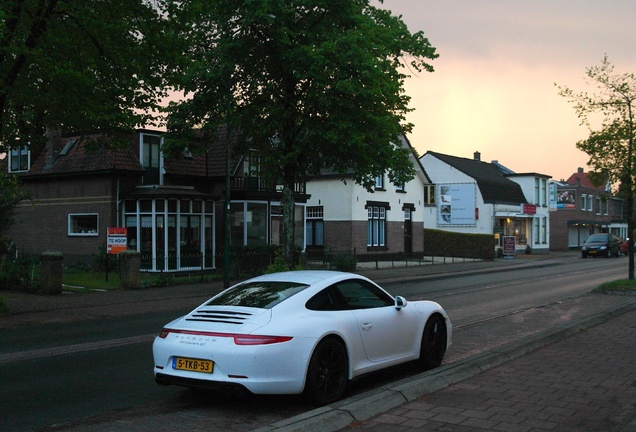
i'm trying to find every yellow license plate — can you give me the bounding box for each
[173,357,214,373]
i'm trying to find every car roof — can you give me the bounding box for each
[246,270,360,286]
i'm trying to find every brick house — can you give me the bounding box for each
[2,128,308,271]
[304,134,429,259]
[549,168,626,250]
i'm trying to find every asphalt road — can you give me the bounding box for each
[0,253,628,432]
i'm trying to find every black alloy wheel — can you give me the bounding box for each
[305,338,348,406]
[418,314,447,371]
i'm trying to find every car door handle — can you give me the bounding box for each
[361,322,372,331]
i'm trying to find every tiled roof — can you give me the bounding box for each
[163,125,242,178]
[427,151,527,205]
[24,134,144,176]
[564,171,605,190]
[5,128,243,179]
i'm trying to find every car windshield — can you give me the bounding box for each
[586,234,608,243]
[206,281,309,309]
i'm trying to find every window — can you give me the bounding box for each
[208,281,308,309]
[374,175,384,190]
[307,279,394,311]
[581,194,591,211]
[141,133,162,185]
[541,217,547,243]
[596,197,601,215]
[534,178,540,205]
[68,214,99,236]
[9,145,29,172]
[540,179,547,206]
[306,206,324,247]
[367,203,387,247]
[334,279,394,309]
[424,184,436,205]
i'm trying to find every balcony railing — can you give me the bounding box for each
[230,176,306,194]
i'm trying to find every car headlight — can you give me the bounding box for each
[582,246,587,251]
[600,246,607,250]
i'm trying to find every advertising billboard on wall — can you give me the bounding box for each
[437,183,477,226]
[556,189,577,209]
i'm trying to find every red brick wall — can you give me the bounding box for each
[7,175,118,264]
[322,220,423,255]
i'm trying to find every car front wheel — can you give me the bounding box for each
[417,314,447,371]
[304,338,348,406]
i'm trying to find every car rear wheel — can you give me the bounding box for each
[304,338,348,405]
[417,314,447,371]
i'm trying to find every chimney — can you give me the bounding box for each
[577,167,584,173]
[473,151,481,161]
[44,127,62,171]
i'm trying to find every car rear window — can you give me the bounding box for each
[586,234,608,242]
[206,281,309,309]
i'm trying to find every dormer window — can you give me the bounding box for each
[9,144,29,172]
[141,133,162,185]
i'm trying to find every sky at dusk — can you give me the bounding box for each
[380,0,636,181]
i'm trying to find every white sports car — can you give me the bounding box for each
[153,270,452,405]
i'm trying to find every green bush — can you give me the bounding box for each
[332,254,357,272]
[424,229,496,260]
[0,252,39,291]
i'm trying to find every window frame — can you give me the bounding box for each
[8,144,30,173]
[367,203,388,248]
[68,213,99,237]
[374,175,385,190]
[424,184,436,205]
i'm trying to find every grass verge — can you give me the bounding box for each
[595,279,636,293]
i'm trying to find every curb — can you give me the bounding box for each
[254,298,636,432]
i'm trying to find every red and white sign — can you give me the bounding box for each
[107,227,128,255]
[522,204,537,215]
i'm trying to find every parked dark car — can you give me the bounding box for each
[581,233,622,258]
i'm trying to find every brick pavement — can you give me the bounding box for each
[339,308,636,432]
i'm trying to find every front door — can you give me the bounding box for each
[404,208,412,253]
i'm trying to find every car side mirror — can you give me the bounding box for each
[395,295,407,310]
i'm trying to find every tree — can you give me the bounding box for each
[163,0,438,269]
[557,56,636,279]
[0,0,170,150]
[0,172,29,237]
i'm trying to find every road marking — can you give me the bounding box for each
[0,333,156,364]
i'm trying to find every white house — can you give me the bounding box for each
[305,135,430,258]
[420,151,551,254]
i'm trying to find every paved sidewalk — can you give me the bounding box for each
[336,307,636,432]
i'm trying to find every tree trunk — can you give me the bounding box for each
[281,182,296,270]
[628,178,635,280]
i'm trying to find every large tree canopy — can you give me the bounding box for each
[164,0,438,267]
[557,56,636,279]
[0,0,170,150]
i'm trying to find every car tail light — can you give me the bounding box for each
[157,328,292,345]
[233,335,293,345]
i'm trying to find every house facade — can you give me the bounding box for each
[3,128,308,271]
[420,151,551,253]
[549,168,626,250]
[304,135,429,258]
